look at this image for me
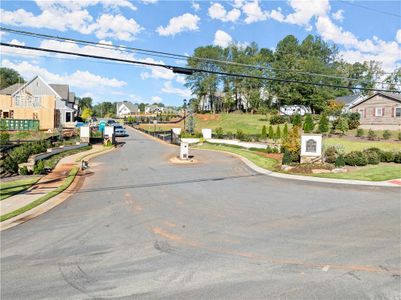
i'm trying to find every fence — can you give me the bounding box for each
[1,119,40,131]
[130,125,177,144]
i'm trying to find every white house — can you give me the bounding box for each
[335,94,365,113]
[279,105,311,116]
[116,101,139,117]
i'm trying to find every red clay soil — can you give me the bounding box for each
[256,152,283,161]
[35,163,75,189]
[196,114,220,121]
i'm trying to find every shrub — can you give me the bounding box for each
[382,130,391,140]
[335,155,345,167]
[268,125,274,139]
[283,123,289,139]
[269,115,287,125]
[344,151,368,166]
[367,129,377,140]
[346,112,361,130]
[282,150,291,165]
[261,125,267,139]
[215,127,224,139]
[19,166,29,175]
[363,149,380,165]
[394,152,401,163]
[281,126,300,160]
[236,129,245,141]
[291,114,302,127]
[303,114,314,133]
[380,151,395,162]
[226,131,234,139]
[356,128,364,137]
[33,160,45,175]
[275,126,281,140]
[324,146,338,164]
[336,117,349,134]
[318,114,329,133]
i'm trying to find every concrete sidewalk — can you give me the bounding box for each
[0,144,108,216]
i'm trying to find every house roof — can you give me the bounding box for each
[118,101,138,112]
[0,83,24,95]
[11,75,63,99]
[68,92,75,103]
[349,92,401,109]
[50,84,69,99]
[335,94,361,105]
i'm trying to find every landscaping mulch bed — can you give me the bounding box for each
[256,152,283,161]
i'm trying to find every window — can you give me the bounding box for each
[396,107,401,117]
[10,110,14,119]
[33,96,41,107]
[375,107,383,117]
[15,95,21,106]
[306,139,317,153]
[66,112,71,122]
[358,109,364,118]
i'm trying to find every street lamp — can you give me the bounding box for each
[183,99,187,132]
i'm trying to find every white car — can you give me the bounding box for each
[115,128,127,137]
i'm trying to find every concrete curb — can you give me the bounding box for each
[193,148,401,188]
[0,146,117,231]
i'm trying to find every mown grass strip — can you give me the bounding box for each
[0,177,41,201]
[0,168,78,222]
[75,145,113,162]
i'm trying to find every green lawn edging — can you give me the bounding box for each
[0,177,42,201]
[0,167,79,222]
[75,145,114,162]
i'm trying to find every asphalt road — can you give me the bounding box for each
[1,129,400,300]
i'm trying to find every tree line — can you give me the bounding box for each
[185,34,400,114]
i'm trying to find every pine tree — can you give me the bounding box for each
[268,125,274,139]
[275,125,281,140]
[303,114,314,133]
[283,123,289,139]
[336,117,349,135]
[261,125,267,139]
[292,114,302,127]
[318,114,329,133]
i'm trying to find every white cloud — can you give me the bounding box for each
[284,0,329,30]
[157,13,200,36]
[242,0,267,24]
[396,29,401,44]
[192,1,200,11]
[208,3,241,22]
[316,16,401,71]
[141,0,158,3]
[213,30,233,48]
[89,14,142,41]
[161,81,191,98]
[266,8,284,22]
[332,9,344,22]
[151,96,162,102]
[0,3,142,41]
[9,39,25,46]
[1,59,126,89]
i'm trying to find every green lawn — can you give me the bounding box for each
[313,165,401,181]
[0,177,41,201]
[194,143,278,171]
[0,168,78,222]
[323,138,401,152]
[195,113,275,134]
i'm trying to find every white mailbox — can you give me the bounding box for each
[180,142,189,160]
[104,126,115,138]
[172,128,181,135]
[202,128,212,139]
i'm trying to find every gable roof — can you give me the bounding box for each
[118,101,138,112]
[335,94,361,105]
[68,92,75,103]
[0,83,24,95]
[50,84,69,99]
[349,92,401,109]
[11,75,62,98]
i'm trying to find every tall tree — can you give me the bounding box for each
[0,67,25,89]
[80,97,93,110]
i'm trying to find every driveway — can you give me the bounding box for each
[1,129,400,299]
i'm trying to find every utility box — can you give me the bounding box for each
[104,126,116,145]
[202,128,212,139]
[180,142,189,160]
[80,126,90,143]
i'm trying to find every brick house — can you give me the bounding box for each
[349,92,401,130]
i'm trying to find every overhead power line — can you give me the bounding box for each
[0,27,396,85]
[2,42,399,94]
[338,0,401,18]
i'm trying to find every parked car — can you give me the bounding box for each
[115,127,128,137]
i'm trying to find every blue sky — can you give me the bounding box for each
[1,0,400,106]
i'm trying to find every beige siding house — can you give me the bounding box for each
[349,92,401,130]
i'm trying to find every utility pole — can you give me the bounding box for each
[183,99,187,132]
